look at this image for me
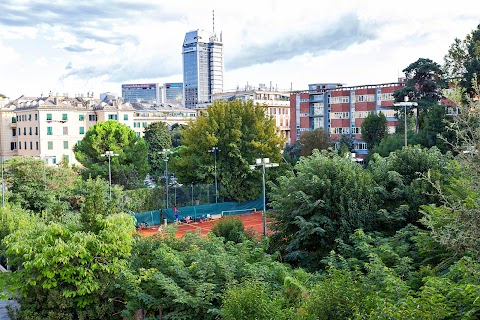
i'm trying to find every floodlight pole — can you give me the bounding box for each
[101,151,119,199]
[208,146,220,203]
[250,158,279,236]
[159,149,172,211]
[393,97,418,148]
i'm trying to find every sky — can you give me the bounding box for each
[1,0,479,99]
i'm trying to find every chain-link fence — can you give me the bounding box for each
[161,183,225,208]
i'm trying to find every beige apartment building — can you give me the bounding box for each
[0,94,196,166]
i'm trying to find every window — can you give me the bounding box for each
[63,141,68,149]
[30,141,33,150]
[23,128,26,135]
[47,113,52,120]
[378,93,394,101]
[331,112,350,119]
[35,127,38,135]
[28,114,32,121]
[79,114,85,121]
[351,127,361,134]
[89,115,97,121]
[354,142,368,150]
[24,142,26,150]
[36,141,39,150]
[10,142,16,150]
[108,114,118,120]
[29,127,32,135]
[12,129,16,137]
[48,141,53,150]
[62,114,68,120]
[47,127,53,135]
[330,96,350,104]
[79,127,85,134]
[331,127,350,134]
[64,155,69,164]
[63,127,68,135]
[124,114,128,120]
[142,122,147,128]
[35,114,38,121]
[18,128,20,136]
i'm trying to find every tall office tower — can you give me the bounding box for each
[182,29,224,109]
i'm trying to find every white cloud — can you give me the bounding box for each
[0,0,480,98]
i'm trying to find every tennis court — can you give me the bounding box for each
[137,211,271,238]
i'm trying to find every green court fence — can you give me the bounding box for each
[133,198,263,227]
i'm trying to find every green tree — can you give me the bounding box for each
[222,279,286,320]
[143,122,172,179]
[421,84,480,257]
[2,204,136,318]
[174,99,285,201]
[361,112,387,152]
[269,150,378,270]
[298,128,332,156]
[170,123,185,148]
[445,23,480,97]
[123,230,293,319]
[417,103,455,153]
[282,142,301,165]
[394,58,447,133]
[210,216,248,243]
[2,157,78,215]
[368,145,455,233]
[337,134,355,157]
[74,120,149,189]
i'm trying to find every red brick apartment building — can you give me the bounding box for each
[290,81,405,159]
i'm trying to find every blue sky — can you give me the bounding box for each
[1,0,479,99]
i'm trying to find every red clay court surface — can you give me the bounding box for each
[137,211,272,238]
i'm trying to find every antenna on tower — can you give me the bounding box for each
[212,10,215,34]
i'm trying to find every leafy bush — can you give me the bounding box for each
[211,216,246,243]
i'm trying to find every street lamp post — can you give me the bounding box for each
[208,146,220,203]
[159,149,172,211]
[100,151,119,199]
[1,155,4,208]
[42,155,56,218]
[250,158,279,236]
[191,183,194,206]
[394,97,418,148]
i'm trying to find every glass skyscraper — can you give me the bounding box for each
[182,29,223,109]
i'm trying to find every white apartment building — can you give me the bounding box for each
[1,94,197,166]
[211,87,291,141]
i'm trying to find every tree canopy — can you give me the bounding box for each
[73,120,149,189]
[298,128,332,156]
[394,58,447,133]
[444,23,480,97]
[143,122,172,179]
[173,99,285,201]
[361,112,387,152]
[269,150,378,269]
